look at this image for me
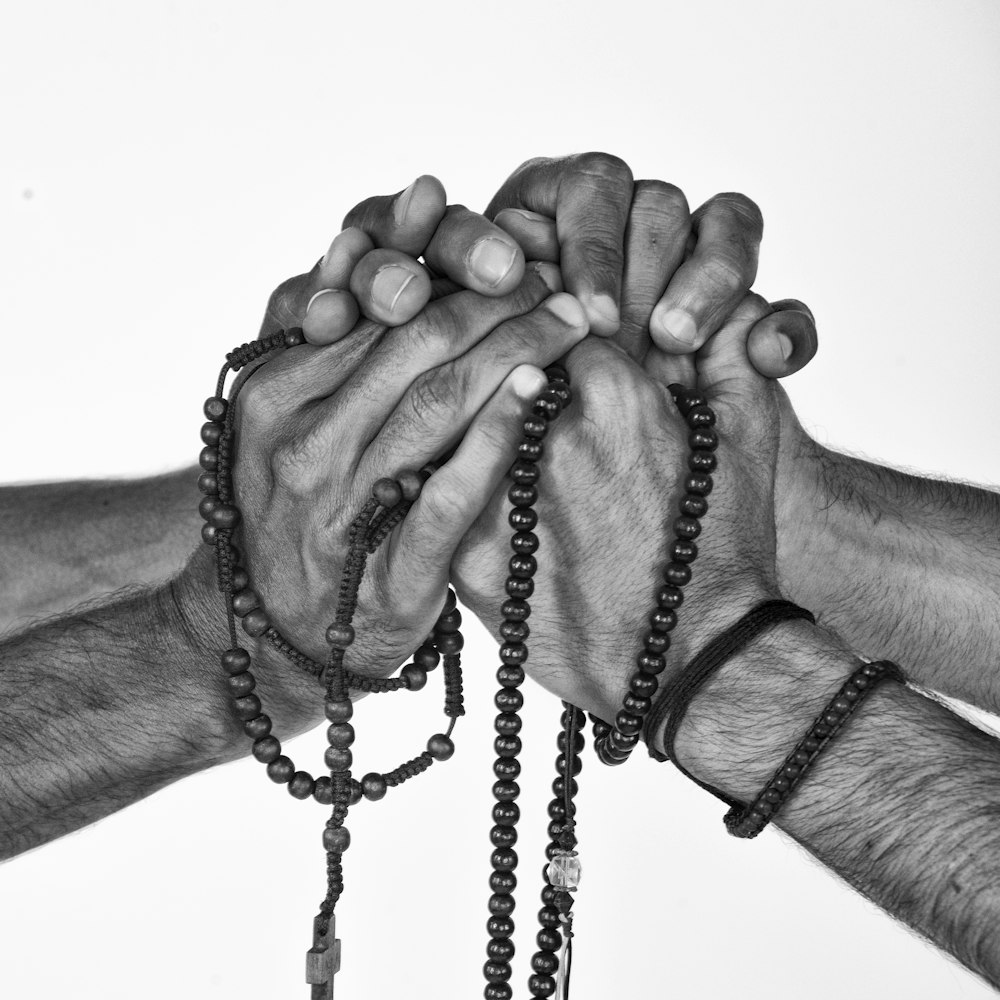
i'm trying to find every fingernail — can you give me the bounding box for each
[394,179,417,227]
[659,308,698,346]
[532,261,562,293]
[775,332,794,362]
[546,293,587,327]
[372,264,416,314]
[584,293,620,332]
[507,208,547,224]
[510,365,548,399]
[306,288,338,314]
[468,237,518,288]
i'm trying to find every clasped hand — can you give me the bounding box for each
[186,154,819,749]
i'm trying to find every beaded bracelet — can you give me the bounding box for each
[725,659,906,838]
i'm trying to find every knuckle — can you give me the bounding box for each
[419,475,466,525]
[263,274,310,329]
[573,151,634,188]
[400,307,455,358]
[406,368,460,425]
[699,254,748,298]
[633,179,690,219]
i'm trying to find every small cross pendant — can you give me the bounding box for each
[305,914,341,999]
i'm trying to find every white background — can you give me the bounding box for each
[2,1,1000,997]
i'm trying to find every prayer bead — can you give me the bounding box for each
[204,397,227,421]
[556,731,584,755]
[686,405,716,427]
[325,624,355,648]
[227,672,256,697]
[234,695,262,721]
[509,507,538,531]
[522,415,548,439]
[494,758,521,780]
[221,648,251,674]
[199,496,220,520]
[324,747,352,771]
[547,382,571,407]
[243,714,272,739]
[518,439,543,462]
[231,590,259,617]
[551,777,577,797]
[327,723,355,748]
[241,610,270,637]
[773,776,791,792]
[532,389,562,419]
[630,673,658,698]
[531,952,559,975]
[490,849,518,873]
[413,644,440,670]
[495,713,522,736]
[664,562,692,586]
[764,788,782,803]
[484,985,513,1000]
[511,531,539,554]
[201,524,218,546]
[670,540,698,564]
[679,495,708,517]
[252,736,281,763]
[643,631,669,655]
[491,826,518,848]
[197,472,218,494]
[398,469,423,501]
[437,632,464,653]
[497,665,525,687]
[536,928,561,952]
[508,483,538,507]
[372,477,402,507]
[402,665,427,690]
[510,460,540,485]
[824,712,842,727]
[484,959,513,982]
[509,555,537,578]
[615,711,642,736]
[348,779,363,805]
[493,780,520,802]
[637,653,665,675]
[488,895,515,917]
[436,608,462,633]
[361,772,387,801]
[200,422,222,446]
[427,734,455,760]
[537,906,560,929]
[499,620,529,644]
[199,446,220,471]
[231,569,249,592]
[812,723,832,738]
[674,514,703,538]
[843,685,860,701]
[832,697,852,713]
[488,916,516,941]
[689,450,718,473]
[501,598,530,621]
[689,427,718,451]
[554,754,582,777]
[283,327,305,347]
[782,763,801,778]
[494,735,522,758]
[487,938,516,962]
[324,699,353,723]
[495,689,524,712]
[288,772,315,799]
[684,473,714,495]
[500,643,527,666]
[862,663,880,677]
[623,693,651,716]
[267,756,294,783]
[802,737,821,752]
[323,827,351,852]
[493,803,520,826]
[313,777,334,804]
[655,589,683,615]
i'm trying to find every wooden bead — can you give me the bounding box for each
[674,514,703,538]
[511,531,539,554]
[488,895,516,917]
[536,928,562,952]
[252,736,281,763]
[204,397,228,421]
[623,693,651,716]
[664,562,692,586]
[288,771,315,799]
[522,415,548,439]
[655,590,682,615]
[227,672,256,697]
[679,495,709,518]
[231,590,259,617]
[234,695,262,721]
[209,504,241,529]
[322,827,351,852]
[517,439,544,462]
[348,779,363,805]
[554,754,582,777]
[313,776,334,804]
[436,631,464,654]
[556,730,584,754]
[494,713,522,736]
[201,524,218,546]
[241,610,270,637]
[689,427,718,451]
[495,689,524,713]
[615,711,642,736]
[283,326,305,347]
[401,664,427,690]
[508,554,537,578]
[266,756,294,783]
[372,477,402,507]
[494,735,522,758]
[496,665,524,687]
[551,777,577,798]
[684,472,714,496]
[531,951,559,975]
[243,714,272,739]
[499,620,529,644]
[325,623,355,648]
[324,699,353,723]
[484,984,513,1000]
[494,757,520,780]
[508,483,538,509]
[630,674,658,698]
[689,450,718,473]
[487,937,516,961]
[199,496,220,521]
[199,446,220,471]
[487,915,516,938]
[200,422,222,446]
[324,747,353,770]
[435,607,462,633]
[413,644,440,670]
[197,472,219,495]
[396,469,422,502]
[361,772,387,801]
[427,733,455,760]
[493,802,520,826]
[231,568,249,592]
[670,539,698,564]
[537,906,560,929]
[221,648,251,674]
[499,643,527,666]
[490,824,518,848]
[686,405,716,428]
[508,507,538,531]
[637,652,666,675]
[327,723,355,748]
[501,598,531,621]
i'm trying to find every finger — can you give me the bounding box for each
[616,180,692,362]
[349,248,434,326]
[423,206,526,296]
[746,302,819,378]
[694,292,773,397]
[387,364,549,596]
[493,208,560,263]
[301,228,375,345]
[486,153,634,335]
[321,263,562,455]
[649,192,764,354]
[342,174,448,258]
[361,292,589,479]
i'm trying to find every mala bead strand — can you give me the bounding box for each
[592,384,717,768]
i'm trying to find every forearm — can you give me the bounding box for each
[0,578,235,861]
[663,620,1000,988]
[777,413,1000,713]
[0,466,201,633]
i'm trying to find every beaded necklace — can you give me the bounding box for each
[196,327,717,998]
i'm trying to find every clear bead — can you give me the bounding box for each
[546,851,582,890]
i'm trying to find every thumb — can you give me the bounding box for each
[693,292,773,402]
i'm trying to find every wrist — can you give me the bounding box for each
[661,618,861,804]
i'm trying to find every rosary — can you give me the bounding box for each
[196,325,904,997]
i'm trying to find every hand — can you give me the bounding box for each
[178,262,590,743]
[450,294,784,725]
[486,153,818,378]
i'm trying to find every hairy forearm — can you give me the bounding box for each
[664,620,1000,988]
[0,467,202,633]
[777,414,1000,714]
